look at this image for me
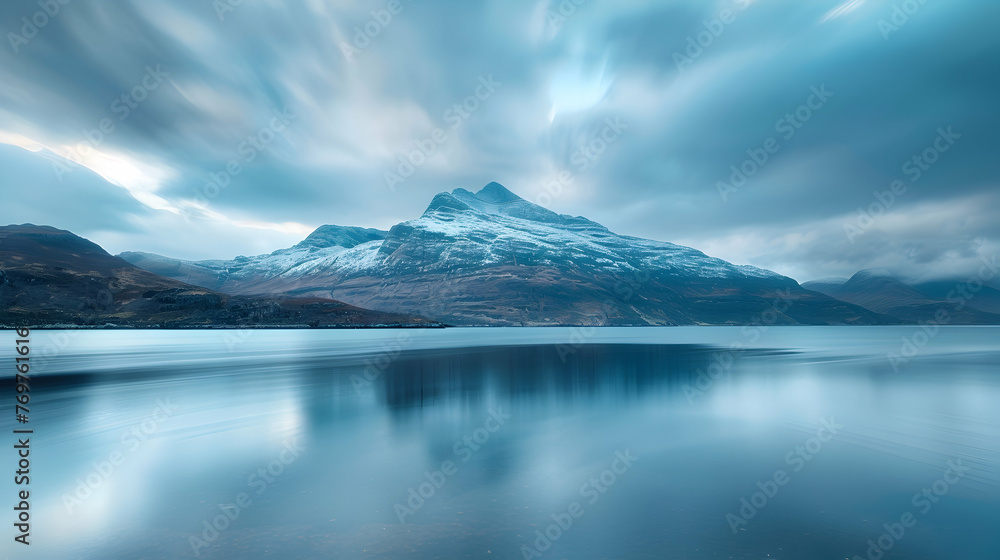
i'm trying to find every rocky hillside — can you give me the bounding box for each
[0,224,436,328]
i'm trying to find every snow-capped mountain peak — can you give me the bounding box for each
[422,182,606,231]
[119,182,889,326]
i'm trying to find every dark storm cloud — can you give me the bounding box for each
[0,0,997,279]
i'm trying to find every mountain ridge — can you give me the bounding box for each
[120,182,896,326]
[0,224,437,328]
[802,269,1000,324]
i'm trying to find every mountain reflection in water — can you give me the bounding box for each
[6,327,999,559]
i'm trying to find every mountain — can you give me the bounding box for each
[0,224,436,328]
[799,277,849,293]
[803,270,1000,324]
[121,183,893,326]
[913,280,1000,315]
[119,225,389,292]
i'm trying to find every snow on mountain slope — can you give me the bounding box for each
[373,182,785,280]
[129,183,783,288]
[121,183,890,326]
[123,225,387,291]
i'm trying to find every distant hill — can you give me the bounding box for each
[0,224,436,328]
[914,280,1000,315]
[802,270,1000,325]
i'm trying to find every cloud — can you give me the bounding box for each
[820,0,867,24]
[0,0,997,283]
[676,191,1000,284]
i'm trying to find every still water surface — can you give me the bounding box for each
[4,327,999,559]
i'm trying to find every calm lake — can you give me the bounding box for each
[5,327,999,559]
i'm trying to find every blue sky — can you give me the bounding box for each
[1,0,997,283]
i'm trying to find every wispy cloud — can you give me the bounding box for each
[0,0,995,282]
[820,0,866,23]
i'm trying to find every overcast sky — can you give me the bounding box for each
[1,0,997,283]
